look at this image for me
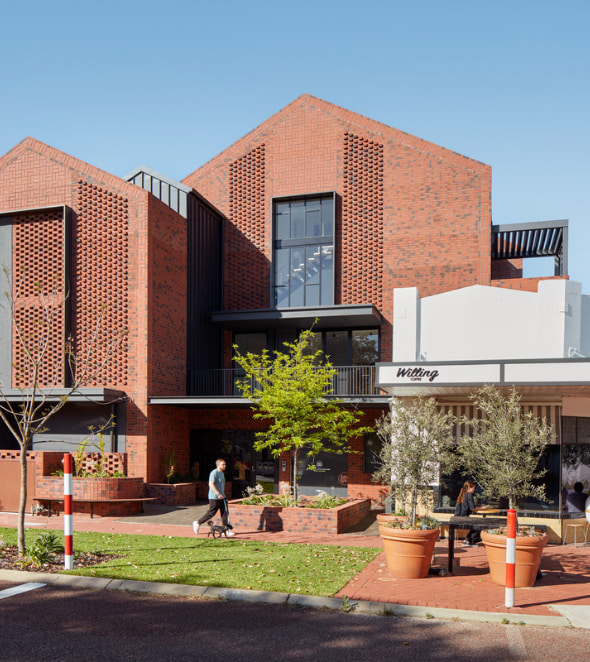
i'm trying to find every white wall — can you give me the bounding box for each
[393,280,588,362]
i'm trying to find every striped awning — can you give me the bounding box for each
[443,403,561,444]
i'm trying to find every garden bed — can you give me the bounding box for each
[228,497,371,534]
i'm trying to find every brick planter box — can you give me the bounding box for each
[227,498,371,534]
[35,476,146,517]
[146,482,197,505]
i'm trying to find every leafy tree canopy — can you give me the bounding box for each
[373,396,456,526]
[457,385,553,510]
[233,327,368,499]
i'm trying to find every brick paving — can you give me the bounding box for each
[1,506,588,618]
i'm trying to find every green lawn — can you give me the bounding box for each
[0,528,380,597]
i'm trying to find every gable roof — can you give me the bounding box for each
[182,93,490,183]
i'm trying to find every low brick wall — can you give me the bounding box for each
[146,482,197,505]
[227,498,371,534]
[35,476,146,517]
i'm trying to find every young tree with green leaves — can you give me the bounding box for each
[457,384,553,510]
[373,396,456,527]
[233,328,368,501]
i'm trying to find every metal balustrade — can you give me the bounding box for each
[189,365,379,397]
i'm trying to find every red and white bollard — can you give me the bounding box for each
[505,508,517,608]
[63,453,73,570]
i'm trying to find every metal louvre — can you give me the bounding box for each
[491,220,568,276]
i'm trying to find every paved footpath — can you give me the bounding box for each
[1,506,589,629]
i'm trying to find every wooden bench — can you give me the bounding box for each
[33,497,157,518]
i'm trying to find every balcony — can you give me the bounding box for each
[189,366,383,398]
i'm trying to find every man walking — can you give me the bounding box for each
[193,458,234,536]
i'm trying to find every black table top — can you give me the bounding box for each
[448,516,508,530]
[448,516,547,531]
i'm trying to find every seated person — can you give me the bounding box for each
[566,482,587,512]
[455,479,484,547]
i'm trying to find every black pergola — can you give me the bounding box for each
[491,219,568,276]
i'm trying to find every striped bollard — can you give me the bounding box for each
[64,453,73,570]
[504,508,517,608]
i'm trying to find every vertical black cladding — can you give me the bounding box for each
[187,195,223,394]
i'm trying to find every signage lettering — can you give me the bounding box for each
[396,367,440,383]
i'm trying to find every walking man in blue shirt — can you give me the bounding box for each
[193,458,234,536]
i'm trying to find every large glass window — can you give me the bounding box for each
[301,328,380,365]
[234,332,267,356]
[273,195,334,308]
[352,329,379,365]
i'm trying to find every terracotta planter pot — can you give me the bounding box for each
[378,523,439,579]
[481,530,548,587]
[376,513,408,526]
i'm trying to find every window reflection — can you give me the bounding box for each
[273,195,334,308]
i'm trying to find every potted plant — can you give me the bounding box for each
[456,385,552,587]
[373,396,456,578]
[480,525,548,587]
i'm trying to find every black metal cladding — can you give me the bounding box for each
[187,195,223,394]
[491,219,568,276]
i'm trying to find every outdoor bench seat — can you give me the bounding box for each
[33,496,157,518]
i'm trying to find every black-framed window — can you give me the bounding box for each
[304,328,379,366]
[363,432,381,474]
[273,194,334,308]
[233,332,267,356]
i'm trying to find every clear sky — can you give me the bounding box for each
[1,1,588,285]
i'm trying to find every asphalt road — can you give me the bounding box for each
[1,581,589,661]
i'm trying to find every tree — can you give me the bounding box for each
[0,266,126,554]
[233,327,368,500]
[373,396,456,526]
[456,385,553,510]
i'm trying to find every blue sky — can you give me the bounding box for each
[1,1,589,285]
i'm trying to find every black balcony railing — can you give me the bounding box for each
[190,366,380,397]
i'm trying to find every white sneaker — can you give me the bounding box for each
[225,530,235,537]
[192,522,200,535]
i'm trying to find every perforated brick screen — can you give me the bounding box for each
[342,133,384,308]
[74,182,129,385]
[12,209,65,387]
[227,145,267,308]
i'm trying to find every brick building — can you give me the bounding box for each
[0,94,575,512]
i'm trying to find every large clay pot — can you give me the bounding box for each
[378,520,439,579]
[481,530,548,587]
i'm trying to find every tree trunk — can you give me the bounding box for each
[292,449,298,501]
[410,488,418,527]
[17,441,29,555]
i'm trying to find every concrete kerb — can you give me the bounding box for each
[0,568,577,628]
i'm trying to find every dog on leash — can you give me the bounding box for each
[207,521,231,538]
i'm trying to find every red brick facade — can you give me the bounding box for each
[0,96,559,507]
[0,138,187,485]
[183,95,493,362]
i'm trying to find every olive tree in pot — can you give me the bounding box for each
[456,385,553,587]
[373,396,456,578]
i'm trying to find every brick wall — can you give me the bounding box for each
[0,137,187,483]
[228,497,371,534]
[183,94,492,364]
[147,195,187,396]
[491,275,569,293]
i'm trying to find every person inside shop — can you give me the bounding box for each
[565,482,587,513]
[455,479,485,547]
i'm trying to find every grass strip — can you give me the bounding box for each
[0,527,380,597]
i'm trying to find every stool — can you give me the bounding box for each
[564,522,588,546]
